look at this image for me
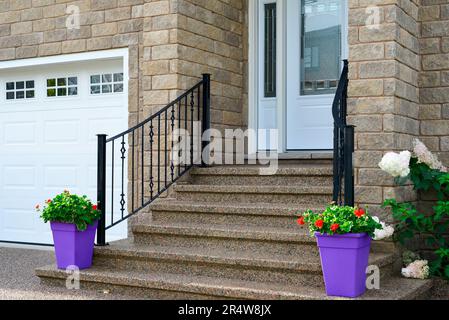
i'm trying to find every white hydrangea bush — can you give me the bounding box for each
[401,260,430,280]
[378,151,412,178]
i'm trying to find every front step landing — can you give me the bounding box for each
[36,264,433,300]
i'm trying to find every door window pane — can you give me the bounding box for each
[264,3,276,98]
[300,0,341,96]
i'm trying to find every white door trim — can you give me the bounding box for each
[0,48,129,71]
[248,0,348,153]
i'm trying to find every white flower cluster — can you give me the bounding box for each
[401,260,430,280]
[378,151,412,178]
[372,216,395,241]
[413,139,448,173]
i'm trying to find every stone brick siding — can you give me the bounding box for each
[420,0,449,165]
[348,0,432,220]
[1,0,449,222]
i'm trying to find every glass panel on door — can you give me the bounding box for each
[300,0,342,96]
[258,1,278,150]
[286,0,345,150]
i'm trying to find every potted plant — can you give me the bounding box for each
[297,205,383,298]
[36,190,101,270]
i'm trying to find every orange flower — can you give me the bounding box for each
[330,223,340,232]
[354,208,365,218]
[297,217,305,226]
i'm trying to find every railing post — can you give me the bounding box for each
[96,134,107,246]
[344,126,355,207]
[201,73,211,167]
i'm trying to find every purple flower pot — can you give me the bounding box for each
[50,221,98,270]
[315,232,371,298]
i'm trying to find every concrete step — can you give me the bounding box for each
[190,165,333,186]
[132,223,318,257]
[90,240,396,287]
[173,185,333,204]
[150,200,325,229]
[36,265,433,300]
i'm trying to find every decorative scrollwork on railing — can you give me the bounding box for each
[96,74,211,245]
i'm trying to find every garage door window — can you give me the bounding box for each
[6,80,35,100]
[90,73,124,95]
[47,77,78,97]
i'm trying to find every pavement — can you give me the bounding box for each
[0,244,134,300]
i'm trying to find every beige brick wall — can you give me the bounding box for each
[419,0,449,165]
[2,0,449,222]
[0,0,246,225]
[348,0,421,219]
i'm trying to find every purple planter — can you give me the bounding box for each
[315,232,371,298]
[50,221,98,270]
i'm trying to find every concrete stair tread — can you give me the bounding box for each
[191,165,333,176]
[95,239,395,273]
[36,264,433,300]
[132,221,314,243]
[174,184,333,194]
[150,199,324,216]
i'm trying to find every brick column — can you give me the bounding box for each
[348,0,420,220]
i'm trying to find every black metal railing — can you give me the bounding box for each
[96,74,211,246]
[332,60,354,207]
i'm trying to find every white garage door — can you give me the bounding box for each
[0,58,128,244]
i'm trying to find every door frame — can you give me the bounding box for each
[248,0,348,154]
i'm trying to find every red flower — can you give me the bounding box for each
[46,199,52,204]
[92,205,98,211]
[35,204,40,210]
[354,208,365,218]
[315,219,324,229]
[297,217,305,226]
[330,223,340,232]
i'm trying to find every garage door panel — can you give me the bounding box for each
[0,59,128,244]
[2,166,37,190]
[3,122,38,146]
[43,166,79,190]
[2,208,36,232]
[43,120,81,144]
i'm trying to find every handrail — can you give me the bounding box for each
[96,74,211,246]
[332,60,354,206]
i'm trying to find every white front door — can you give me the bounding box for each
[253,0,347,151]
[0,58,128,244]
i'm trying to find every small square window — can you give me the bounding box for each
[16,91,25,99]
[6,82,14,90]
[102,84,112,93]
[114,84,124,93]
[26,81,34,89]
[47,79,56,87]
[16,82,24,90]
[57,78,66,86]
[91,75,100,84]
[91,85,101,94]
[102,74,112,83]
[68,87,78,96]
[114,73,123,82]
[6,92,14,100]
[68,77,77,86]
[57,88,67,96]
[26,90,35,98]
[47,89,56,97]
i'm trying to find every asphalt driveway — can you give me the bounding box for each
[0,245,132,300]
